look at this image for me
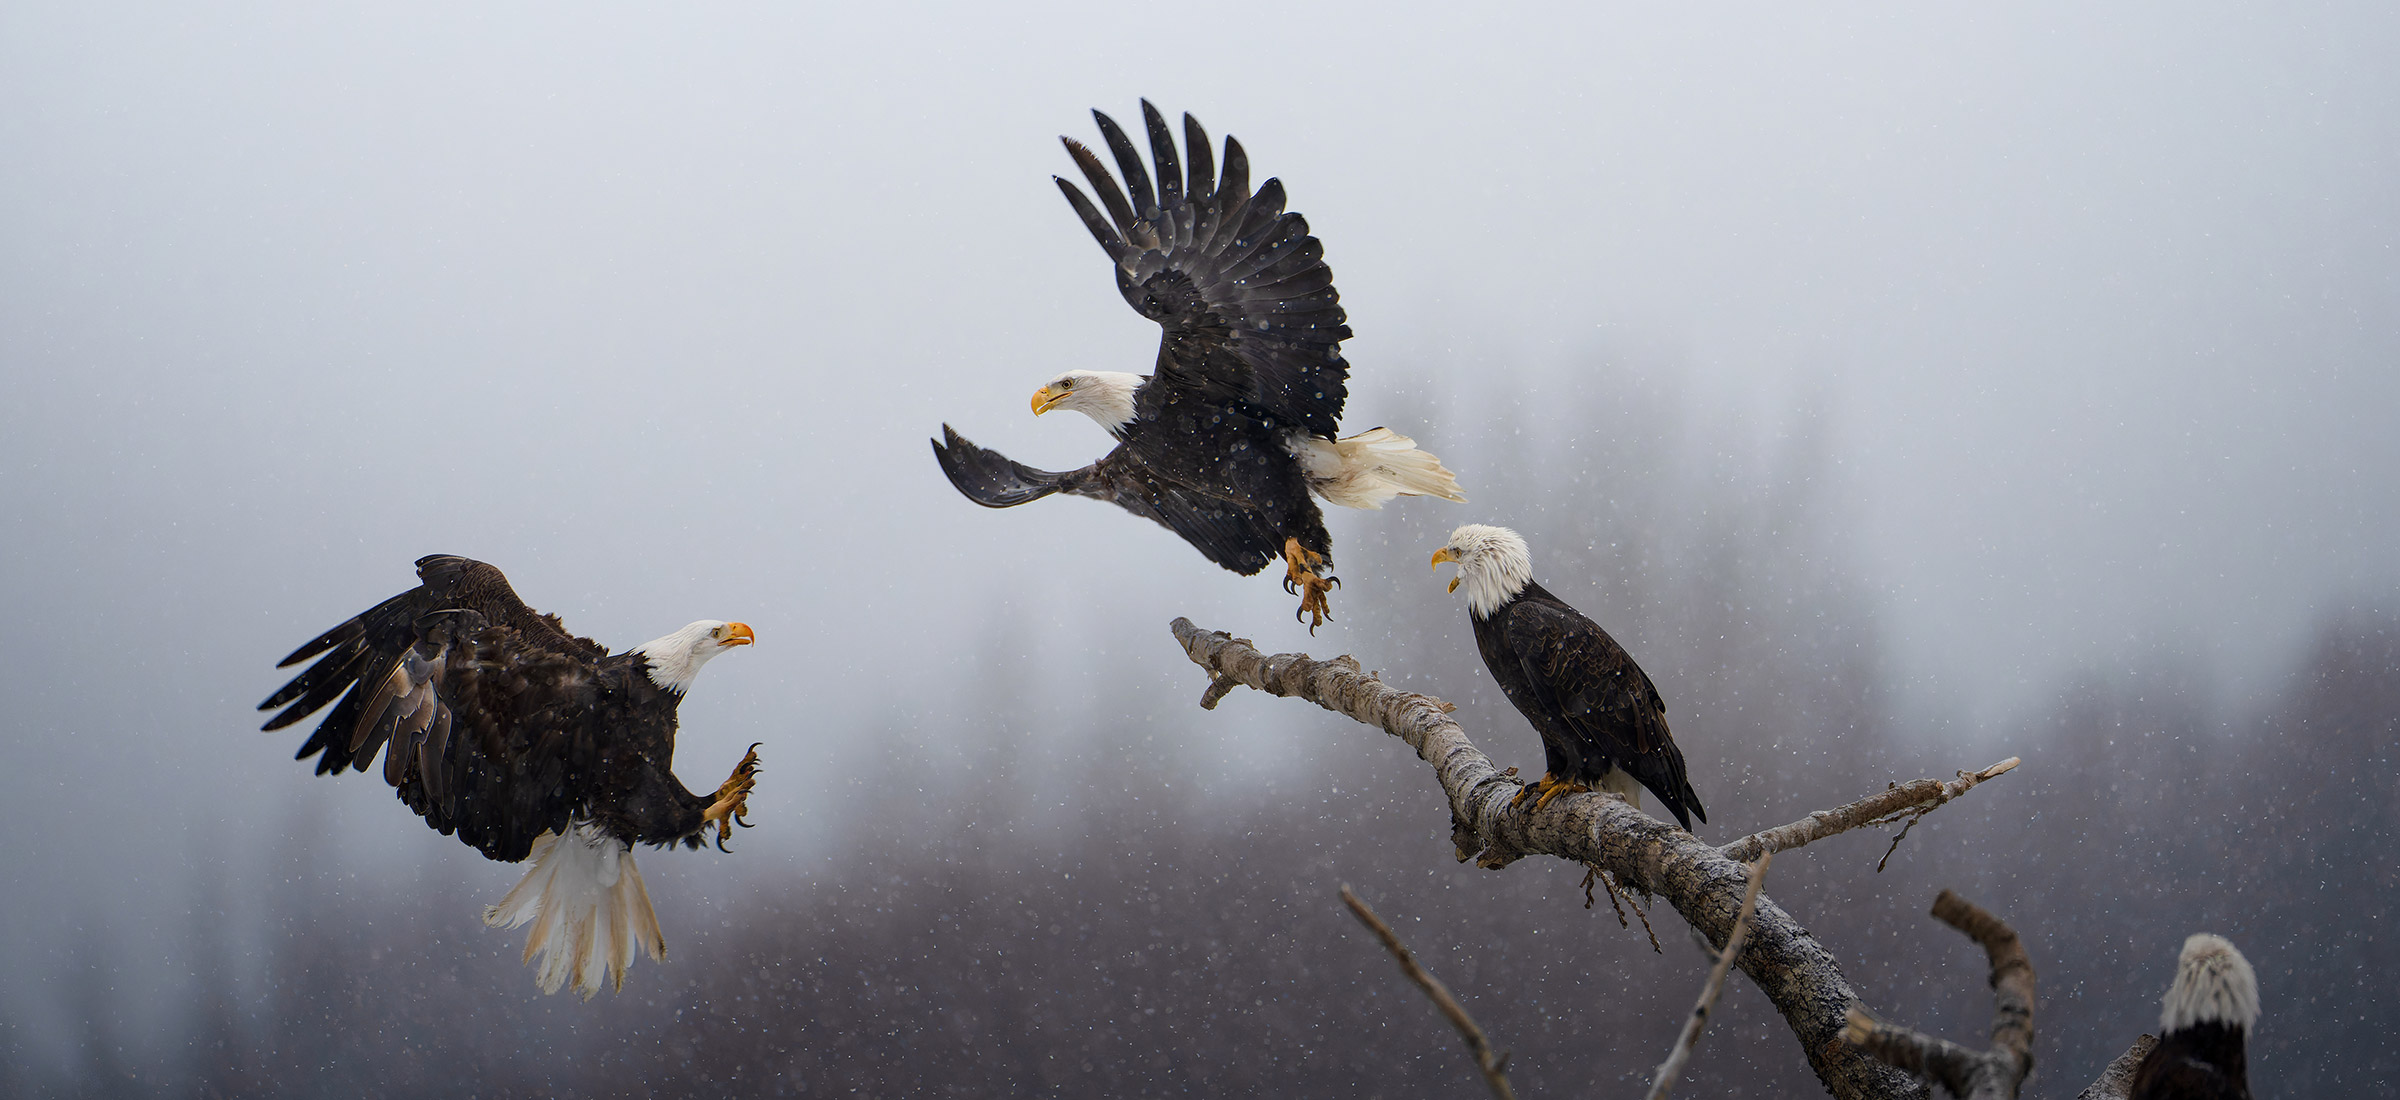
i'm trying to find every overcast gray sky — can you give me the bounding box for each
[4,0,2396,1061]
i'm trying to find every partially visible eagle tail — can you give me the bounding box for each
[933,424,1071,508]
[482,823,666,999]
[1297,427,1467,510]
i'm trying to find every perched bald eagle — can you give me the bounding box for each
[933,101,1463,631]
[257,555,763,998]
[1431,525,1706,830]
[2131,933,2259,1100]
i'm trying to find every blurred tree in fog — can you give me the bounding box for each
[17,363,2393,1098]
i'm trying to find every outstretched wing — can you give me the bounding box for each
[1056,101,1350,439]
[933,425,1280,574]
[1501,597,1707,829]
[259,556,615,861]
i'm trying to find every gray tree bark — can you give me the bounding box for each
[1167,619,2146,1100]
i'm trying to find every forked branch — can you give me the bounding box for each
[1841,890,2036,1099]
[1168,620,2163,1099]
[1169,619,1934,1100]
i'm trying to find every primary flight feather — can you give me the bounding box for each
[934,100,1463,631]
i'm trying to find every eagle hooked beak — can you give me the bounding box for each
[717,623,756,648]
[1430,548,1463,594]
[1031,385,1067,416]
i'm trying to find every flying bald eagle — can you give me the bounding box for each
[2131,933,2259,1100]
[933,100,1464,631]
[1431,525,1707,830]
[257,555,763,998]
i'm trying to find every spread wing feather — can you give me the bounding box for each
[259,556,615,860]
[1056,101,1351,438]
[932,425,1278,574]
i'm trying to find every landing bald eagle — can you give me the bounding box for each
[257,555,762,998]
[933,100,1463,631]
[1432,525,1707,831]
[2131,933,2259,1100]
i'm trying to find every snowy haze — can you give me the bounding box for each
[2,1,2397,1085]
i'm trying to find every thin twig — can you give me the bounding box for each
[1647,852,1775,1100]
[1339,885,1517,1100]
[1580,863,1661,951]
[1874,814,1921,873]
[1583,862,1626,923]
[1719,758,2020,864]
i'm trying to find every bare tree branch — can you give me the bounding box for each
[1841,890,2036,1100]
[1338,884,1517,1100]
[1718,758,2020,865]
[1647,852,1773,1100]
[2074,1035,2157,1100]
[1168,618,1933,1100]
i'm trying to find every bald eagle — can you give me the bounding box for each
[1431,525,1706,830]
[2131,933,2259,1100]
[933,101,1464,631]
[257,555,763,998]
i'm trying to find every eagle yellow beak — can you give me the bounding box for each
[1031,385,1066,415]
[719,623,755,648]
[1430,548,1463,593]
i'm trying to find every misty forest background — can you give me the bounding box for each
[18,373,2398,1097]
[6,4,2399,1098]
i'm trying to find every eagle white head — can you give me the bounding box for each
[633,620,755,693]
[2160,933,2259,1034]
[1431,524,1534,619]
[1030,370,1142,435]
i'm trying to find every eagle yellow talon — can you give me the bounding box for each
[701,743,762,852]
[1281,538,1337,634]
[1512,773,1591,814]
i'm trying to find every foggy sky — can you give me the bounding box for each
[3,0,2397,1075]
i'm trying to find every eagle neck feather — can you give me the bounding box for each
[631,621,726,694]
[1090,372,1144,438]
[1453,526,1534,620]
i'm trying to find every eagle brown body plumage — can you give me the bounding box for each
[1474,581,1708,831]
[1436,525,1707,831]
[261,556,726,861]
[2130,1022,2250,1100]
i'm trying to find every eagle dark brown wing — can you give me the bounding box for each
[1055,101,1351,439]
[1499,591,1707,829]
[259,555,634,861]
[932,425,1282,574]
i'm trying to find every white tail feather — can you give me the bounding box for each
[482,823,667,998]
[1290,427,1468,510]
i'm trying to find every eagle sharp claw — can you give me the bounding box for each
[1515,774,1591,815]
[704,743,763,852]
[1280,538,1337,634]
